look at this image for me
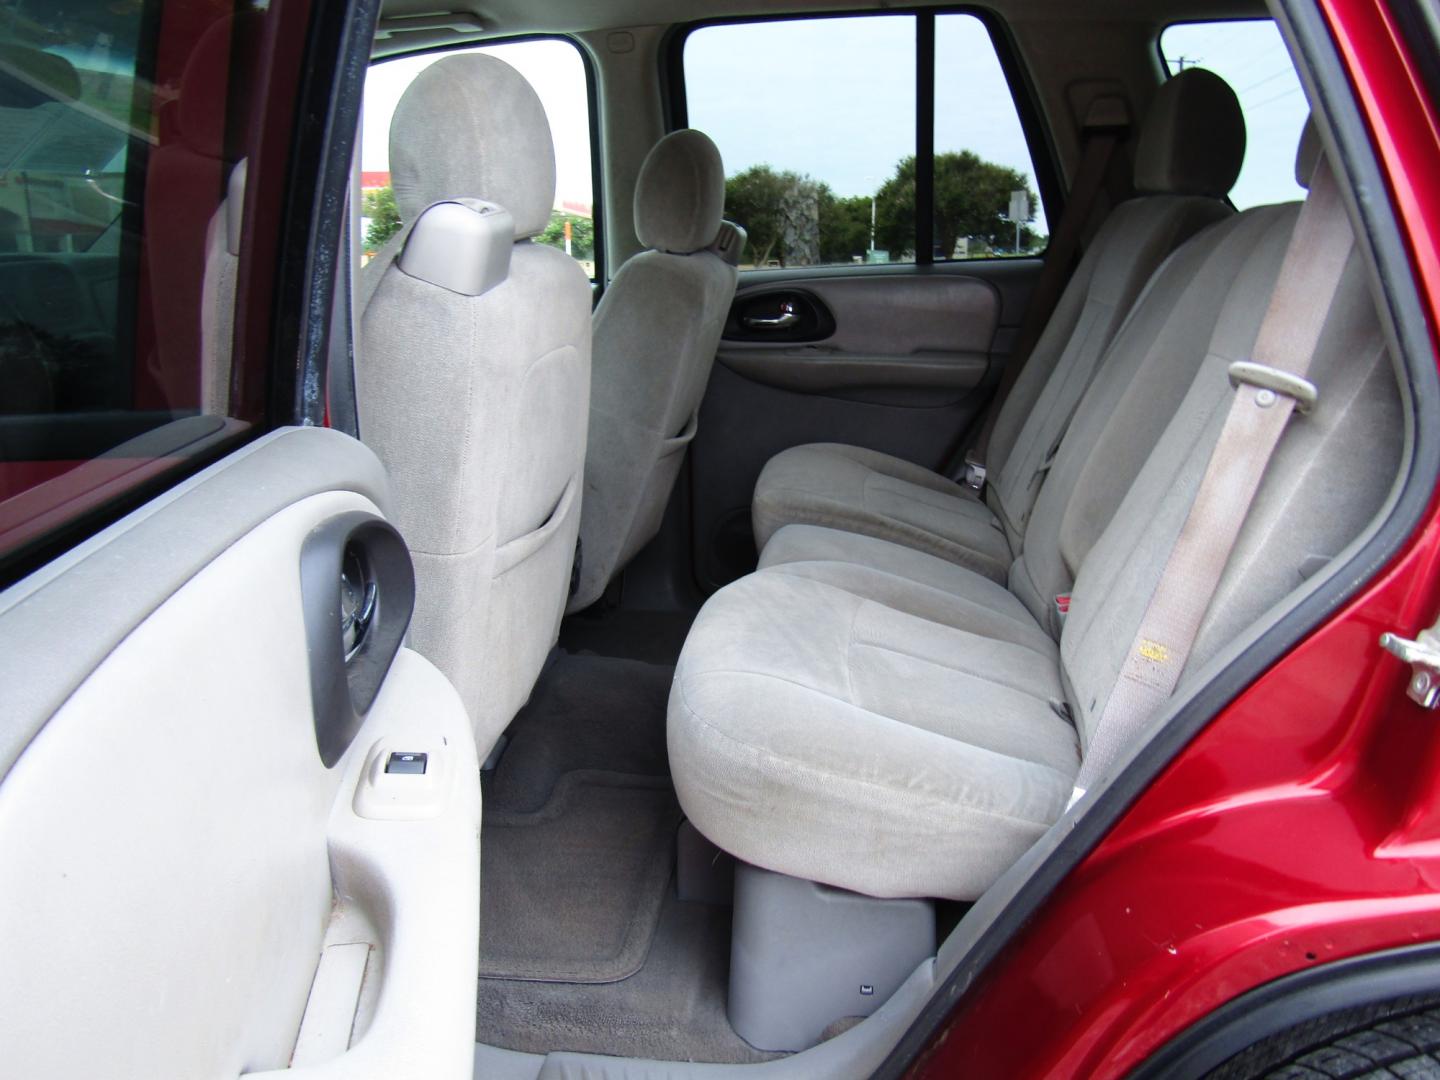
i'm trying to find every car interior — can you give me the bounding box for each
[0,0,1429,1077]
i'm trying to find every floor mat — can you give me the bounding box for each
[475,892,784,1064]
[488,653,672,814]
[479,770,681,984]
[558,608,697,665]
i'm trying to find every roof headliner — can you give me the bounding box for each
[376,0,1272,38]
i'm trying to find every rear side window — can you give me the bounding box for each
[1161,20,1308,210]
[361,39,598,278]
[682,13,1045,268]
[0,0,270,578]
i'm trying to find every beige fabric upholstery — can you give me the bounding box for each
[752,67,1243,568]
[668,565,1078,901]
[671,129,1402,901]
[1133,68,1245,197]
[358,54,592,756]
[633,128,727,254]
[570,130,736,611]
[753,443,1014,582]
[389,53,555,239]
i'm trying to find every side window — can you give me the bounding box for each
[682,13,1045,268]
[934,14,1047,258]
[361,40,597,278]
[1161,21,1308,210]
[0,0,268,576]
[684,15,916,267]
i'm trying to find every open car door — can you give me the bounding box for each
[0,0,481,1076]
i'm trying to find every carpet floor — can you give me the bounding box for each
[475,646,781,1063]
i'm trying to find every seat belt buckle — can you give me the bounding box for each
[1227,360,1318,415]
[962,451,987,494]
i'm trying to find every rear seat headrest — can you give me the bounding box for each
[389,53,556,240]
[1134,68,1245,198]
[634,129,726,254]
[1295,115,1322,189]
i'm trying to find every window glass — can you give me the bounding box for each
[934,14,1046,258]
[1161,21,1308,210]
[0,0,267,572]
[361,40,596,277]
[684,15,917,267]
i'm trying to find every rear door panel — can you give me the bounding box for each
[689,260,1039,590]
[0,428,480,1079]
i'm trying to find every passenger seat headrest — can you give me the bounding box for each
[1294,115,1322,189]
[389,54,555,240]
[634,129,726,254]
[1134,68,1245,198]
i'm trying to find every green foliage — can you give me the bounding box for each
[818,192,874,264]
[724,165,793,266]
[537,211,595,262]
[876,152,1040,258]
[362,185,402,251]
[724,166,875,267]
[723,151,1043,267]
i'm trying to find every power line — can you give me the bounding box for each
[1249,85,1304,110]
[1238,67,1297,94]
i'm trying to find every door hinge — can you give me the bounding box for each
[1380,625,1440,708]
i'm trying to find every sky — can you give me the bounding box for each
[361,17,1312,228]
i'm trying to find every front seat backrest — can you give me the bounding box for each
[357,54,592,756]
[570,129,736,611]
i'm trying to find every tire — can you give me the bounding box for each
[1206,994,1440,1079]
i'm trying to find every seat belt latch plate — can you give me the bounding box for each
[1228,360,1318,415]
[962,452,987,493]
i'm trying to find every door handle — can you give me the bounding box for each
[743,300,800,330]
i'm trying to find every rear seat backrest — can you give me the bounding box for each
[1008,204,1294,633]
[1061,179,1401,751]
[985,68,1244,544]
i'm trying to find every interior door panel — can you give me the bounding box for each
[0,428,480,1079]
[689,261,1040,590]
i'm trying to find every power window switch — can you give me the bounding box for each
[385,751,428,775]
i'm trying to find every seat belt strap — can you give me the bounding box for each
[961,113,1127,492]
[1071,157,1352,799]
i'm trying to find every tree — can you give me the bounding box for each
[362,185,402,251]
[818,191,873,264]
[537,212,595,261]
[724,165,792,266]
[876,152,1041,258]
[726,166,871,267]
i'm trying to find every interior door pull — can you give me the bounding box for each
[743,300,799,330]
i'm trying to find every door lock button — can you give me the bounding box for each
[384,752,428,775]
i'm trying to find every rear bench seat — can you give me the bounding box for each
[751,68,1246,582]
[667,125,1402,903]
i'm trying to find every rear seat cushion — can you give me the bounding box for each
[760,523,1045,641]
[668,565,1078,901]
[751,443,1013,582]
